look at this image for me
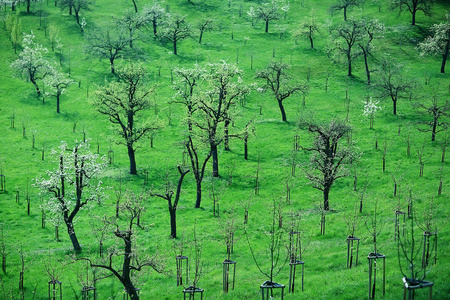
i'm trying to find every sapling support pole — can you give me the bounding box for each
[320,212,326,235]
[48,279,62,300]
[422,231,437,268]
[222,259,236,293]
[367,253,385,300]
[346,236,360,268]
[81,286,95,300]
[183,286,204,300]
[402,278,433,300]
[395,210,406,242]
[293,135,300,151]
[176,255,189,286]
[260,281,285,300]
[0,174,5,192]
[288,260,304,293]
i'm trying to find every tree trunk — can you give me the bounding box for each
[169,207,176,238]
[56,93,60,113]
[131,0,138,13]
[66,222,82,252]
[363,50,370,85]
[173,40,177,55]
[152,20,157,37]
[26,0,30,12]
[31,78,41,96]
[323,188,330,211]
[278,99,287,122]
[127,145,137,175]
[347,53,352,76]
[211,143,219,177]
[310,36,313,48]
[224,118,230,151]
[440,40,449,74]
[110,59,115,74]
[244,137,248,160]
[199,30,203,44]
[411,10,416,26]
[431,118,437,142]
[343,6,347,21]
[195,181,202,208]
[265,20,269,33]
[393,99,397,115]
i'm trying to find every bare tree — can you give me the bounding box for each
[377,60,414,115]
[82,191,165,300]
[34,140,106,252]
[256,61,308,122]
[415,92,450,142]
[247,0,288,33]
[331,19,364,77]
[293,15,319,48]
[390,0,434,26]
[85,24,131,74]
[159,14,192,55]
[150,166,190,238]
[300,118,357,210]
[245,199,288,288]
[94,63,160,175]
[185,136,212,208]
[330,0,362,21]
[357,19,385,85]
[193,61,249,177]
[197,18,214,44]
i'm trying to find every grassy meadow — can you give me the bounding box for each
[0,0,449,299]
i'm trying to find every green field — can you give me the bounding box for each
[0,0,449,299]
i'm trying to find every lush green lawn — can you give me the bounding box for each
[0,0,449,299]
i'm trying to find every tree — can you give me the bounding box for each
[116,9,148,48]
[330,0,362,21]
[60,0,89,25]
[415,93,450,142]
[357,18,385,85]
[293,16,319,48]
[186,136,212,208]
[247,0,288,33]
[194,61,249,177]
[390,0,433,26]
[43,67,74,113]
[150,166,190,237]
[85,24,131,74]
[159,14,191,55]
[256,61,307,122]
[141,1,165,37]
[417,13,450,74]
[10,32,51,96]
[82,191,165,300]
[34,140,106,252]
[377,60,414,115]
[94,63,159,175]
[5,11,21,53]
[245,199,288,288]
[172,64,206,132]
[300,119,357,211]
[331,19,364,77]
[197,18,214,44]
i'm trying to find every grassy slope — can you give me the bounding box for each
[0,0,449,299]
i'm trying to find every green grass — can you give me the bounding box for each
[1,0,450,299]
